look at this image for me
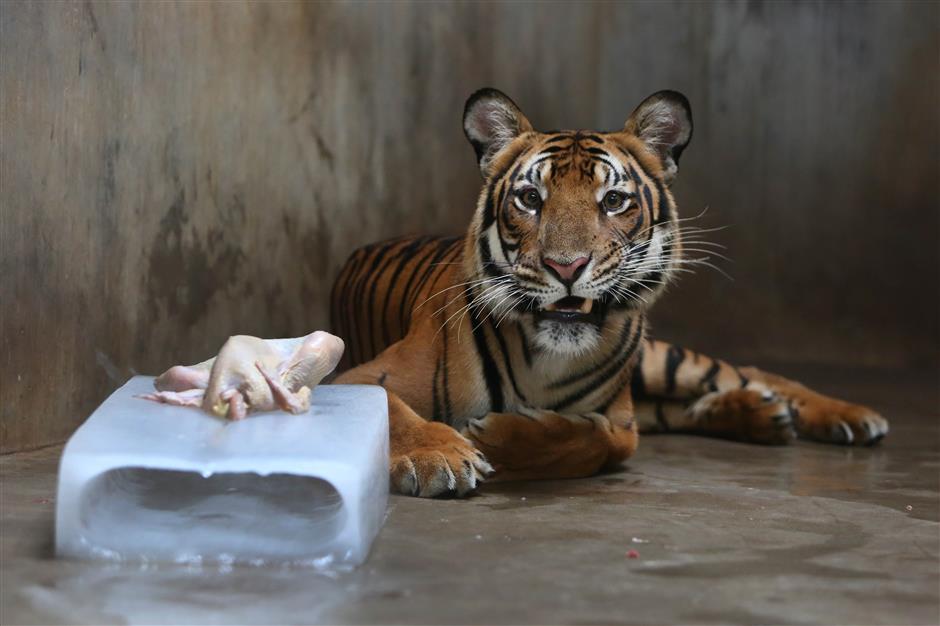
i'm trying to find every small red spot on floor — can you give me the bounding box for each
[32,498,52,505]
[626,549,640,559]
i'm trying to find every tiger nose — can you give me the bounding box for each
[543,255,590,284]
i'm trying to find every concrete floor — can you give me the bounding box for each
[2,365,938,625]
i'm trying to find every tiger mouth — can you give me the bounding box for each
[536,296,602,324]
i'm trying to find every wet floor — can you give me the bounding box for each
[2,365,938,625]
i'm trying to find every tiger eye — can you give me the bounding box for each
[520,189,541,210]
[603,191,625,210]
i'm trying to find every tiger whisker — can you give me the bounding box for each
[494,294,527,329]
[454,281,517,339]
[488,290,525,330]
[433,277,512,316]
[435,279,510,341]
[470,285,521,334]
[422,274,512,315]
[609,283,649,307]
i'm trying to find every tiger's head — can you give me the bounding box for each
[462,88,692,356]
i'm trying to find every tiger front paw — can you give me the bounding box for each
[464,408,634,481]
[390,423,493,498]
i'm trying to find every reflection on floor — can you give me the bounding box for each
[2,365,938,625]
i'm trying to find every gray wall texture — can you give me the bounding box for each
[2,1,938,452]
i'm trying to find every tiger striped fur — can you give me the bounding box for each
[332,89,888,497]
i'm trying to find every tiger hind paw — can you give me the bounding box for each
[689,388,798,445]
[792,399,889,446]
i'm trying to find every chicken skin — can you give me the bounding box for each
[138,331,345,420]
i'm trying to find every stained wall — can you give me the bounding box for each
[2,1,936,451]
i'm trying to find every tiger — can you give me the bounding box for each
[331,88,889,498]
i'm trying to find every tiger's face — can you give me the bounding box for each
[463,89,693,356]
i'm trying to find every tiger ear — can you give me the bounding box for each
[624,91,693,184]
[463,88,534,176]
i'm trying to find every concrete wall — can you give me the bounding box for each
[2,1,937,452]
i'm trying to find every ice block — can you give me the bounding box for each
[55,377,388,567]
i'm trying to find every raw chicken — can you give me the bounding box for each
[138,331,345,420]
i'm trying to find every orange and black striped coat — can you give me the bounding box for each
[332,88,888,497]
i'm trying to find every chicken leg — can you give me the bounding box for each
[138,331,345,420]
